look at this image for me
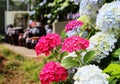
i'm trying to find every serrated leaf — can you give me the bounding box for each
[112,48,120,58]
[83,51,96,64]
[61,57,79,69]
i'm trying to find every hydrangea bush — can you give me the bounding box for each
[96,1,120,38]
[34,1,120,84]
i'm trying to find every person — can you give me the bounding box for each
[5,24,15,44]
[18,24,32,46]
[25,22,45,49]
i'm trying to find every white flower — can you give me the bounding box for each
[66,28,81,37]
[87,32,117,63]
[47,14,52,18]
[39,0,47,6]
[96,1,120,36]
[79,0,105,21]
[73,65,109,84]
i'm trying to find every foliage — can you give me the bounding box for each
[34,1,120,84]
[29,0,79,24]
[0,45,44,84]
[103,63,120,84]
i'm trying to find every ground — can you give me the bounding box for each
[0,43,45,84]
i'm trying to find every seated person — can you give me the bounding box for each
[18,24,33,46]
[26,22,46,49]
[5,24,15,44]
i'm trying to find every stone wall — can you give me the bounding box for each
[52,21,69,35]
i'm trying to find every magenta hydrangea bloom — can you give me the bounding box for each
[62,36,89,52]
[39,61,68,84]
[65,20,83,32]
[45,33,61,48]
[35,33,61,56]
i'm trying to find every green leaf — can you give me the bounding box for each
[103,63,120,76]
[47,50,59,60]
[109,79,118,84]
[83,51,96,64]
[60,52,68,58]
[108,76,116,82]
[103,63,120,82]
[112,48,120,58]
[61,57,80,69]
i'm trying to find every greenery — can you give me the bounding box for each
[0,45,44,84]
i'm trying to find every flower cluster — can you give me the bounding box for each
[39,61,68,84]
[79,0,105,21]
[96,1,120,35]
[65,20,83,32]
[62,36,89,53]
[35,33,61,56]
[73,65,109,84]
[34,1,120,84]
[87,32,117,63]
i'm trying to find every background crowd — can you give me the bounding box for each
[5,22,52,49]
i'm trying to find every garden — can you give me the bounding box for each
[1,0,120,84]
[33,0,120,84]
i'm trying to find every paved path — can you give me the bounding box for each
[1,43,38,57]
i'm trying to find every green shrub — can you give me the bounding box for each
[22,60,39,71]
[22,59,43,83]
[2,49,13,56]
[5,60,21,71]
[15,54,25,61]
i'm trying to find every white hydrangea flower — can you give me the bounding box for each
[79,0,105,21]
[73,65,109,84]
[47,13,52,18]
[39,0,47,6]
[87,32,117,63]
[66,28,81,37]
[96,1,120,35]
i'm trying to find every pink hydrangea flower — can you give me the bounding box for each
[65,20,83,32]
[35,33,61,56]
[45,33,61,48]
[39,61,68,84]
[62,36,89,52]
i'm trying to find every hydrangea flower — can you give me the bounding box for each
[39,61,68,84]
[65,20,83,32]
[96,1,120,36]
[35,33,61,56]
[79,0,105,21]
[62,36,89,53]
[73,65,109,84]
[39,0,47,6]
[47,13,52,18]
[66,28,81,37]
[87,32,117,63]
